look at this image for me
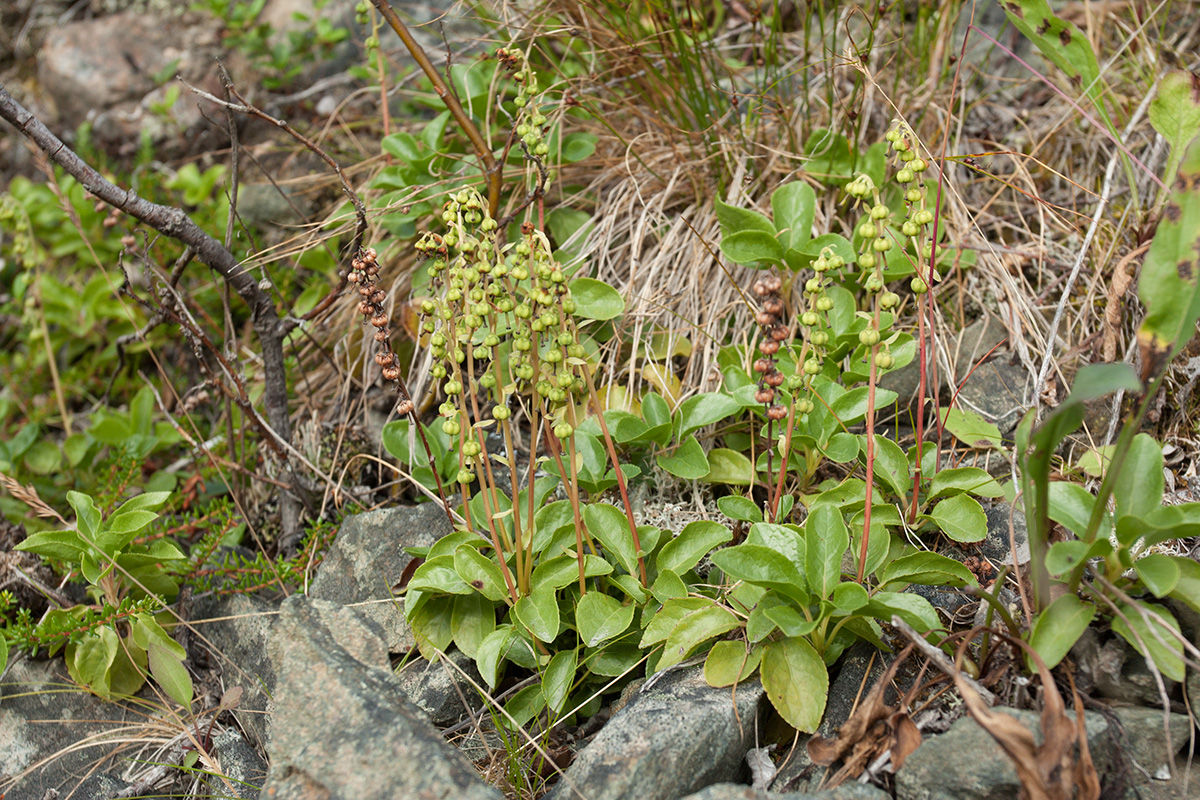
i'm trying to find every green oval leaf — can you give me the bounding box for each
[657,520,733,575]
[576,592,635,647]
[704,640,762,688]
[514,586,560,644]
[761,637,827,733]
[656,435,709,480]
[570,277,625,320]
[929,494,988,543]
[1028,594,1096,670]
[454,544,510,602]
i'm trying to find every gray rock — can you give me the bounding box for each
[0,655,142,798]
[192,592,280,749]
[894,704,1192,800]
[37,12,216,128]
[203,728,268,799]
[549,667,765,800]
[309,503,454,653]
[261,595,502,800]
[1071,629,1177,708]
[681,782,890,800]
[894,708,1107,800]
[236,183,314,230]
[1105,706,1193,789]
[396,648,485,728]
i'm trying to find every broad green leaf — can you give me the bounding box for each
[570,277,625,320]
[928,468,1004,501]
[866,591,939,632]
[1029,594,1096,670]
[763,604,820,637]
[454,545,510,602]
[1121,502,1200,549]
[704,640,762,687]
[452,593,496,659]
[710,543,808,604]
[70,627,119,697]
[746,523,806,575]
[721,230,785,266]
[1047,481,1100,538]
[877,552,978,589]
[1114,433,1164,521]
[132,615,185,658]
[148,644,193,711]
[641,597,711,646]
[583,503,639,577]
[820,432,861,463]
[1134,553,1182,597]
[113,492,172,515]
[929,494,988,543]
[657,521,732,575]
[409,595,454,658]
[771,182,816,250]
[67,491,101,540]
[867,435,909,499]
[714,196,775,238]
[804,505,848,600]
[104,510,158,537]
[542,649,578,715]
[940,408,1003,449]
[1111,600,1185,682]
[587,643,645,677]
[531,554,613,591]
[657,606,739,672]
[1148,71,1200,187]
[703,448,755,486]
[830,581,869,613]
[576,592,635,647]
[1045,539,1112,576]
[1137,135,1200,371]
[409,556,473,595]
[761,637,828,732]
[679,393,743,438]
[561,132,598,163]
[23,441,61,475]
[13,530,87,562]
[1168,557,1200,614]
[718,495,762,523]
[477,626,515,689]
[656,435,709,480]
[505,684,546,729]
[514,586,560,643]
[650,569,688,602]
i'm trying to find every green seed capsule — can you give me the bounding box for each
[801,311,819,326]
[859,329,881,346]
[816,296,833,311]
[870,204,889,220]
[910,277,929,294]
[493,404,511,421]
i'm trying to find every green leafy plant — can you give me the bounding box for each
[5,490,192,707]
[1020,133,1200,681]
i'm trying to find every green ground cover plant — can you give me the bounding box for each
[1,0,1200,796]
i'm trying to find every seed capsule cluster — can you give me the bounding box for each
[414,186,587,484]
[840,121,938,372]
[349,247,415,416]
[752,274,789,421]
[497,47,550,158]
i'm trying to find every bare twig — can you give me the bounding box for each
[368,0,502,217]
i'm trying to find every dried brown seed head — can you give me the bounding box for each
[755,388,776,404]
[357,301,374,315]
[382,365,401,381]
[764,370,785,387]
[759,339,780,355]
[763,297,784,315]
[767,404,787,421]
[371,314,389,328]
[755,310,777,327]
[770,325,790,341]
[753,358,772,374]
[374,329,390,342]
[397,399,415,415]
[375,351,394,366]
